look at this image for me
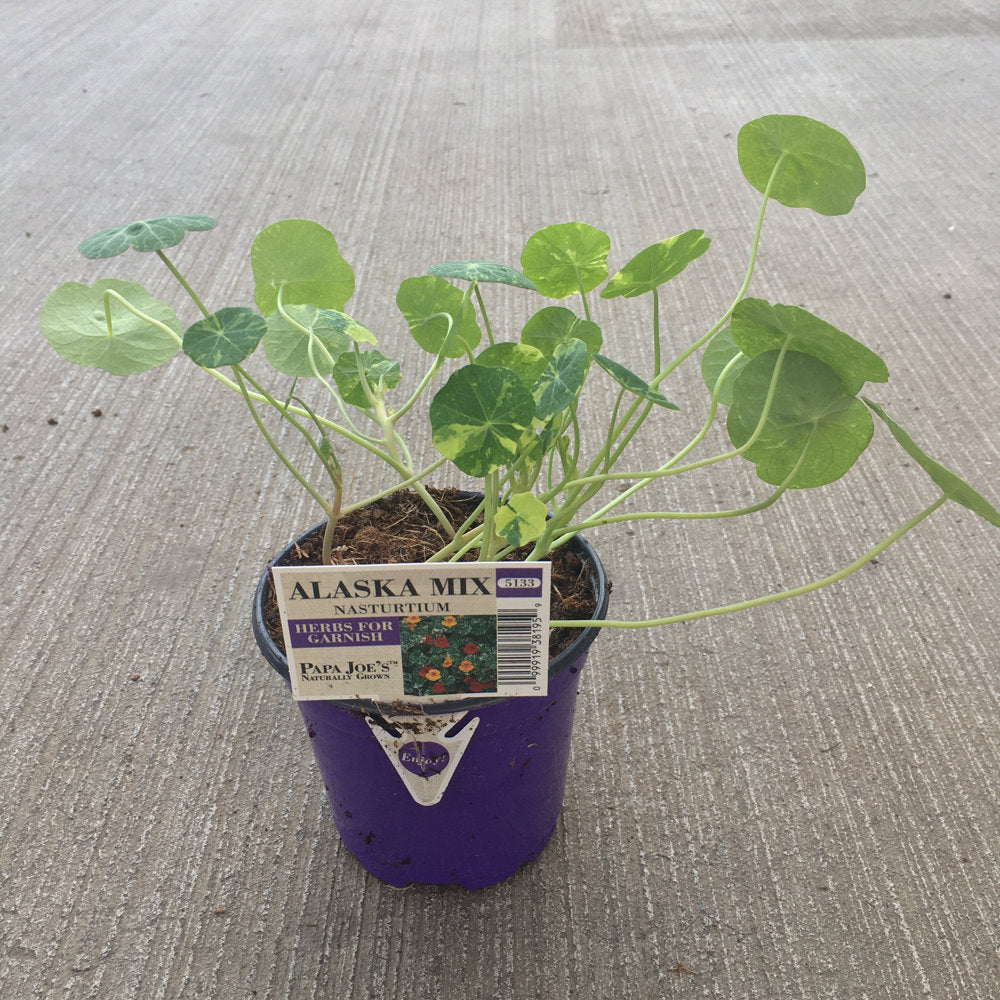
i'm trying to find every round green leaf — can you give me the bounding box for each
[728,351,873,488]
[700,327,749,406]
[428,261,536,289]
[732,298,888,394]
[594,354,679,409]
[429,365,536,476]
[324,309,377,346]
[601,230,711,299]
[77,214,217,259]
[251,220,355,316]
[183,307,266,368]
[520,223,610,299]
[40,278,181,375]
[475,342,548,386]
[262,305,370,377]
[738,115,866,216]
[521,306,602,358]
[495,492,549,547]
[533,339,591,421]
[396,275,481,358]
[332,350,401,408]
[864,400,1000,528]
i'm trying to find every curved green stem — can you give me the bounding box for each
[236,367,334,464]
[232,367,334,517]
[649,152,784,391]
[103,289,183,345]
[473,283,494,346]
[274,288,374,438]
[443,526,492,563]
[156,249,211,317]
[195,353,449,526]
[551,495,948,628]
[550,426,810,551]
[605,399,654,471]
[566,479,793,535]
[545,345,787,527]
[479,470,501,560]
[321,465,343,565]
[339,456,451,515]
[425,505,491,563]
[651,285,661,374]
[389,323,454,424]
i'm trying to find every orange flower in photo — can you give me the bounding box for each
[399,612,497,697]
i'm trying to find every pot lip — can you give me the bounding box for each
[251,520,609,716]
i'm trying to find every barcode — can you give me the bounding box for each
[495,609,541,687]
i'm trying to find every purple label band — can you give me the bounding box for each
[288,616,401,648]
[495,568,543,597]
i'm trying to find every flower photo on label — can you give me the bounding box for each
[399,614,499,696]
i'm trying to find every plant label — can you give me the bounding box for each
[272,561,551,702]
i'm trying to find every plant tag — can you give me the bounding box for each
[272,561,551,702]
[365,712,480,807]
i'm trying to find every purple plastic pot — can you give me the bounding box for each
[252,524,609,890]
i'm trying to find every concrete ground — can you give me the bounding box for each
[3,1,999,997]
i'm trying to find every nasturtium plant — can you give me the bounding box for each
[399,614,499,697]
[39,113,999,630]
[532,339,590,421]
[593,354,678,409]
[474,342,548,386]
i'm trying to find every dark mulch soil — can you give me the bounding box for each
[261,487,601,660]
